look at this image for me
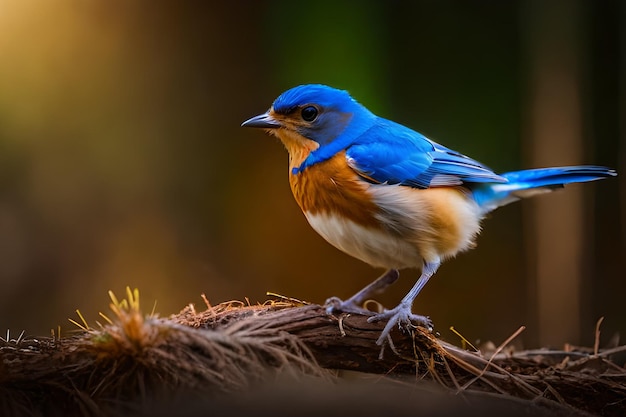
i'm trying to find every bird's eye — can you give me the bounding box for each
[301,106,318,122]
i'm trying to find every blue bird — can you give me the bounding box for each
[242,84,616,345]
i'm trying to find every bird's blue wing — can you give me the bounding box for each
[345,118,506,188]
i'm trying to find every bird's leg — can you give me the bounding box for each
[368,259,440,345]
[325,269,400,315]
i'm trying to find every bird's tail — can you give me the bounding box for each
[472,165,616,214]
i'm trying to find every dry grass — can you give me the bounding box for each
[0,289,326,416]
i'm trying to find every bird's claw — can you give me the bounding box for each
[324,296,374,316]
[367,304,433,345]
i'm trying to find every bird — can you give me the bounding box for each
[241,84,616,345]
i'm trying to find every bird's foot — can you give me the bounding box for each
[324,269,399,317]
[324,296,375,316]
[367,303,433,345]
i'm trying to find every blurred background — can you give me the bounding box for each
[0,0,623,348]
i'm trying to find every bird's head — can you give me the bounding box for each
[242,85,376,168]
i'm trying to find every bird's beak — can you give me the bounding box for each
[241,112,282,129]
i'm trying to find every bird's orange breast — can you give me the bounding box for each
[289,151,381,229]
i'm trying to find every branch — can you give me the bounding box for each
[173,301,626,415]
[1,295,625,417]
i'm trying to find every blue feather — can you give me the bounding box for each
[274,85,506,185]
[273,84,354,115]
[346,118,505,187]
[472,166,616,213]
[266,85,616,201]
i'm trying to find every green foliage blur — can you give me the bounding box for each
[0,0,622,347]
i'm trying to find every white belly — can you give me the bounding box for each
[304,212,423,269]
[303,183,483,269]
